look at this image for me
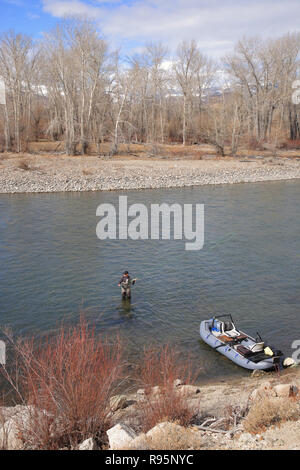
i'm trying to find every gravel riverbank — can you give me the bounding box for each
[0,154,300,194]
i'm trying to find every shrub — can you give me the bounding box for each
[134,422,203,450]
[1,318,124,449]
[137,345,197,432]
[147,427,202,450]
[280,139,300,150]
[243,397,300,434]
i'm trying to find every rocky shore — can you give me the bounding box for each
[0,153,300,194]
[105,368,300,451]
[1,366,300,450]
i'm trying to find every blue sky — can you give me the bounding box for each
[1,0,300,57]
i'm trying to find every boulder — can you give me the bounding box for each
[283,357,296,368]
[78,438,98,450]
[0,405,28,423]
[126,433,149,450]
[0,417,23,450]
[274,384,298,398]
[107,423,137,450]
[0,405,43,450]
[249,381,276,402]
[174,379,182,387]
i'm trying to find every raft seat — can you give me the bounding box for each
[224,329,240,338]
[249,342,264,353]
[236,345,253,357]
[218,335,234,343]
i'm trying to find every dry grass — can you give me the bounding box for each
[243,397,300,434]
[122,422,203,451]
[147,430,202,450]
[280,139,300,150]
[0,154,10,161]
[0,318,125,449]
[247,138,265,151]
[136,345,197,433]
[146,424,202,450]
[26,140,217,159]
[4,140,300,161]
[28,141,65,153]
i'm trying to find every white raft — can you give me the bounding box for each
[200,315,283,371]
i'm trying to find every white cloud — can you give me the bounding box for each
[42,0,300,57]
[43,0,101,18]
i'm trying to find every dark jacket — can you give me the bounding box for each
[119,275,132,289]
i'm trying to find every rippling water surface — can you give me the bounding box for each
[0,181,299,382]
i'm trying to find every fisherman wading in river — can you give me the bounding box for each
[118,271,137,300]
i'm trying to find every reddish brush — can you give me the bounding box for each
[284,139,300,150]
[137,345,196,432]
[1,318,124,449]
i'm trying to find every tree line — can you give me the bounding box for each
[0,18,299,156]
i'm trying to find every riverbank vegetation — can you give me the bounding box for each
[136,345,196,432]
[0,320,197,449]
[1,319,300,450]
[0,319,124,449]
[0,19,300,158]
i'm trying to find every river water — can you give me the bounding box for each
[0,181,299,382]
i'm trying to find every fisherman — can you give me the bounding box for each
[118,271,136,300]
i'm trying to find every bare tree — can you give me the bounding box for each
[0,23,299,156]
[42,19,108,155]
[173,40,200,145]
[0,31,38,152]
[226,34,300,145]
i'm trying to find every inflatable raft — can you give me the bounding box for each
[200,315,283,371]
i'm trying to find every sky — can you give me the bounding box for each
[1,0,300,57]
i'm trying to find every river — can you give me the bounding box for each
[0,180,299,382]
